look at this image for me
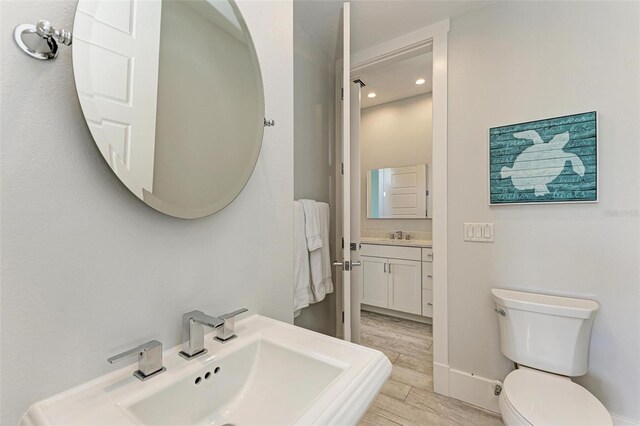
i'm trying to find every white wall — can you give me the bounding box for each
[0,1,293,424]
[448,2,639,422]
[292,24,336,336]
[360,94,432,233]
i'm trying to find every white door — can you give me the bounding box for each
[361,256,387,308]
[383,165,427,217]
[334,2,362,343]
[335,1,352,341]
[73,0,162,198]
[388,259,422,315]
[349,80,362,343]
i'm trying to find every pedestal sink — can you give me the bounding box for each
[20,315,391,425]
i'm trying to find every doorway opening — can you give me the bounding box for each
[333,14,450,399]
[354,46,436,388]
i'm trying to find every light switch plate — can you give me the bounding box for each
[464,223,495,242]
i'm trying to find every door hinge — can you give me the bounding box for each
[342,311,345,323]
[341,88,344,100]
[341,237,344,249]
[341,162,344,175]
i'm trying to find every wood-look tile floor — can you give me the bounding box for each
[358,311,504,426]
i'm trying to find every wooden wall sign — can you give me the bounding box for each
[489,111,598,205]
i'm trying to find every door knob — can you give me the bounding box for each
[332,260,361,271]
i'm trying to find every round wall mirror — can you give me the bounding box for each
[72,0,265,219]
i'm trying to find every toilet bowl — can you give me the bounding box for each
[499,368,612,426]
[491,289,613,426]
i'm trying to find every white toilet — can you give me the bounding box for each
[492,288,613,426]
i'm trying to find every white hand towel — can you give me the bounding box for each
[309,248,325,302]
[293,201,311,312]
[310,202,333,301]
[318,202,334,295]
[300,199,323,252]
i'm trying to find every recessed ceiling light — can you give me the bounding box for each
[368,93,376,98]
[415,78,426,85]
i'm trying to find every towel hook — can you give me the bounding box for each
[14,20,72,60]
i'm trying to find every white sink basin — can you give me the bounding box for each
[21,315,391,426]
[129,339,343,425]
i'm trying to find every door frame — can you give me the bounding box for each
[347,19,451,396]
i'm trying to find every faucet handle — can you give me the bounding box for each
[108,340,166,381]
[215,308,248,343]
[218,308,248,320]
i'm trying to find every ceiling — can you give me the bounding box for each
[357,52,433,108]
[293,0,493,59]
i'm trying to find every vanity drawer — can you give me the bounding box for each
[422,247,433,262]
[422,262,433,289]
[422,289,433,317]
[361,244,421,261]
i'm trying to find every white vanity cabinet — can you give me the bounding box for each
[422,248,433,317]
[361,257,388,307]
[388,259,422,314]
[360,244,430,317]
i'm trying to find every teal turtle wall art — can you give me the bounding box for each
[489,111,598,204]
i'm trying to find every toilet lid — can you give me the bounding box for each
[503,369,612,426]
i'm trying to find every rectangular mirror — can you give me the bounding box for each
[367,164,431,219]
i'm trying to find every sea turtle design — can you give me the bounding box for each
[500,130,585,196]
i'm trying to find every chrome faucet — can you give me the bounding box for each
[107,340,166,381]
[179,310,224,360]
[179,308,248,360]
[216,308,249,342]
[395,230,403,240]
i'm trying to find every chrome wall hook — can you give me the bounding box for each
[14,20,72,60]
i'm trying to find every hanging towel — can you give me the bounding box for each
[293,201,311,312]
[319,202,334,295]
[300,199,323,252]
[310,202,333,301]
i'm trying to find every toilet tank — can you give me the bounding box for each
[492,289,599,377]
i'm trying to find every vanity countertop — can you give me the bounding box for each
[361,237,432,248]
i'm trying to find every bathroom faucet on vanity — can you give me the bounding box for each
[179,308,248,360]
[107,340,166,381]
[107,308,248,380]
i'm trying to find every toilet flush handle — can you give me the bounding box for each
[494,308,506,316]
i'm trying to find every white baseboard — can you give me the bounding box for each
[433,362,450,395]
[438,365,638,425]
[448,368,502,413]
[613,415,640,426]
[361,304,432,324]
